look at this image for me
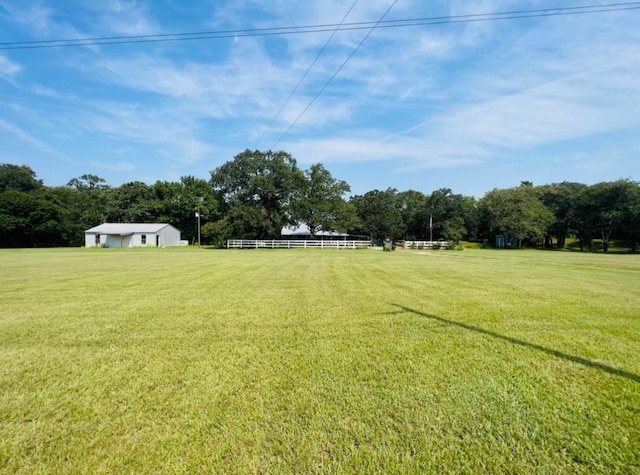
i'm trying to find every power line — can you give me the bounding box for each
[1,2,639,50]
[254,0,359,149]
[271,0,398,150]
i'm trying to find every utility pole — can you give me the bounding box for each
[429,214,433,242]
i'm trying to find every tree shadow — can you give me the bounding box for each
[391,304,640,384]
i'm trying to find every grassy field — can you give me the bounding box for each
[0,247,638,474]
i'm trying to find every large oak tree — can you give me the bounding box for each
[289,163,357,237]
[210,150,305,239]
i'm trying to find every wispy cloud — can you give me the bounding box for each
[0,0,637,193]
[0,118,72,161]
[0,1,53,34]
[354,5,640,174]
[79,100,215,166]
[287,135,483,169]
[0,55,21,82]
[92,0,160,36]
[27,84,75,99]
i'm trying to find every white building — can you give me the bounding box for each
[85,223,182,248]
[281,223,349,239]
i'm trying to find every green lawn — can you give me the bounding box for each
[1,248,639,474]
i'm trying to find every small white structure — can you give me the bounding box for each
[281,223,348,239]
[85,223,181,248]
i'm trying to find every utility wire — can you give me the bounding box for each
[271,0,398,150]
[254,0,359,148]
[1,2,639,50]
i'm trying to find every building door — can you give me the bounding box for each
[156,235,159,247]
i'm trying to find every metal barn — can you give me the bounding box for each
[84,223,181,248]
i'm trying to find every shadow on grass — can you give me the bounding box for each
[391,304,640,384]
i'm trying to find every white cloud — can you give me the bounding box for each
[96,38,286,111]
[1,0,637,191]
[286,134,483,170]
[0,118,72,161]
[90,36,357,140]
[0,1,94,46]
[361,4,640,172]
[0,2,53,33]
[28,84,75,99]
[95,0,159,36]
[64,96,219,169]
[0,55,21,81]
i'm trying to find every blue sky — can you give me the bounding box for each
[0,1,638,197]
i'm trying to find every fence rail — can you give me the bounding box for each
[227,239,371,249]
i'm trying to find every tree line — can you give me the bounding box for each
[1,150,639,251]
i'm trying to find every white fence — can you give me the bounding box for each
[403,240,452,249]
[227,239,371,249]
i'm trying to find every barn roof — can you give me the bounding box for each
[85,223,173,234]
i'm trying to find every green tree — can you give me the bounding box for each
[106,181,156,223]
[479,186,554,247]
[0,165,63,247]
[0,164,42,192]
[211,150,305,239]
[67,174,108,191]
[625,182,640,252]
[64,174,110,234]
[152,176,218,244]
[538,182,587,248]
[290,163,356,237]
[0,190,63,247]
[397,190,428,240]
[201,220,230,247]
[426,188,477,244]
[350,188,404,240]
[44,187,89,246]
[575,180,638,252]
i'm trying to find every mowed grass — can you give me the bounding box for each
[0,248,639,474]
